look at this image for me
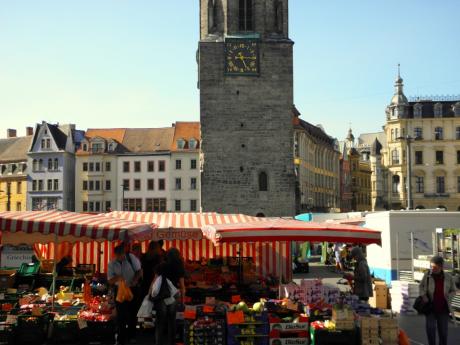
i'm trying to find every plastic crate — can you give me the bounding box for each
[310,327,358,345]
[79,320,115,345]
[17,263,40,277]
[49,319,79,344]
[14,314,49,344]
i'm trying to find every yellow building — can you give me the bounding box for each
[382,73,460,211]
[293,111,341,213]
[0,129,33,211]
[349,147,372,211]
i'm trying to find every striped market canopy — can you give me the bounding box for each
[202,218,382,245]
[106,211,264,241]
[0,210,156,245]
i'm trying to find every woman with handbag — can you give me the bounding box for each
[419,256,457,345]
[152,248,186,345]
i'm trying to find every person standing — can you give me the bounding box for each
[420,256,457,345]
[153,248,186,345]
[108,244,142,345]
[350,247,373,301]
[140,241,163,297]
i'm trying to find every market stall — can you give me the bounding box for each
[0,210,155,345]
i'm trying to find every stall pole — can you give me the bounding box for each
[51,231,58,311]
[98,242,103,273]
[410,232,415,281]
[396,233,400,281]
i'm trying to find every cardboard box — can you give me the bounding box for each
[379,318,398,329]
[369,292,388,309]
[360,317,379,329]
[335,320,355,330]
[270,338,308,345]
[332,308,354,321]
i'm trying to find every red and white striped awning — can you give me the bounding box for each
[0,211,155,245]
[202,218,381,245]
[106,211,263,240]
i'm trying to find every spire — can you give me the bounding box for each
[391,63,408,105]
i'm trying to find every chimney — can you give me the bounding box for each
[26,127,34,136]
[7,129,17,138]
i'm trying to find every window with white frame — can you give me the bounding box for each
[414,127,423,139]
[434,103,443,118]
[414,103,423,118]
[415,176,424,193]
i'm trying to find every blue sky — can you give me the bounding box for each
[1,0,459,139]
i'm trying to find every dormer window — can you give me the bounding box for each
[108,143,114,152]
[91,143,104,153]
[177,139,186,149]
[11,164,17,174]
[434,103,443,118]
[82,144,88,151]
[414,103,423,118]
[454,102,460,117]
[189,138,198,149]
[0,165,4,175]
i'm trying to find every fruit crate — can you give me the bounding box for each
[310,327,358,345]
[184,318,225,345]
[48,319,80,344]
[14,314,50,345]
[17,263,40,277]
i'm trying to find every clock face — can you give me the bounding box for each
[225,40,259,75]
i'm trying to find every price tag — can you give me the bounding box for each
[5,315,17,325]
[205,297,216,305]
[231,295,241,304]
[77,318,88,329]
[184,306,197,320]
[227,311,245,325]
[203,305,214,313]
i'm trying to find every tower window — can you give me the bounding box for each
[258,171,268,191]
[239,0,254,32]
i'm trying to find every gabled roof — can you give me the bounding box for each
[358,131,387,148]
[47,123,68,150]
[0,136,32,163]
[171,122,201,151]
[122,128,175,153]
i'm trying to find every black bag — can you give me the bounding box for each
[150,276,171,302]
[413,275,432,315]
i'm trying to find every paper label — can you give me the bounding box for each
[77,318,88,329]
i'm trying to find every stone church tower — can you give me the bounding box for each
[199,0,296,216]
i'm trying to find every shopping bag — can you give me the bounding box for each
[116,280,134,303]
[150,276,162,299]
[137,295,154,318]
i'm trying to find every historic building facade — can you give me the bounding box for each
[293,111,340,213]
[169,122,201,212]
[199,0,296,216]
[75,129,126,213]
[27,122,83,211]
[0,129,32,211]
[382,73,460,211]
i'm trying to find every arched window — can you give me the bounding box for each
[177,139,186,149]
[189,138,198,149]
[437,205,447,211]
[33,159,38,172]
[258,171,268,191]
[48,158,53,170]
[54,158,59,170]
[414,103,423,118]
[415,205,425,210]
[274,0,283,32]
[256,212,265,217]
[38,159,43,171]
[392,175,400,193]
[239,0,254,32]
[208,0,217,32]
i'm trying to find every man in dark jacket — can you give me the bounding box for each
[350,247,373,301]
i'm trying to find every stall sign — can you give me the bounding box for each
[1,246,33,268]
[270,322,309,331]
[155,229,203,241]
[269,339,309,345]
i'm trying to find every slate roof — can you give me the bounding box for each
[297,119,336,147]
[47,123,69,150]
[358,131,387,148]
[404,100,460,119]
[0,136,33,163]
